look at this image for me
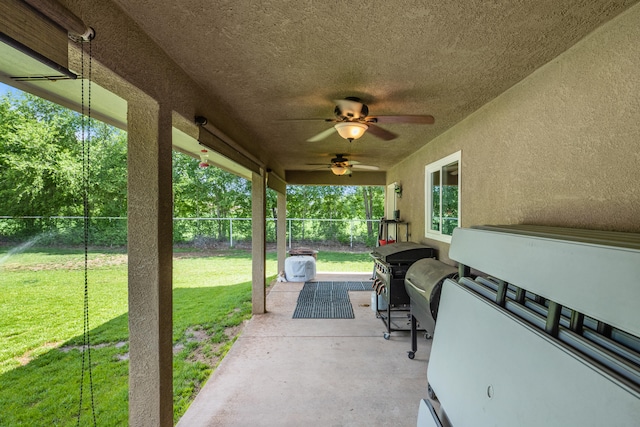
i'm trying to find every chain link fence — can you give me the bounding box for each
[0,216,382,249]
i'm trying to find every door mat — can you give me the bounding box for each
[292,281,371,319]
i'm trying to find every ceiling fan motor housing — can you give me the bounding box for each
[331,154,348,164]
[334,97,369,121]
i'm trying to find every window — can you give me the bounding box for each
[425,151,461,243]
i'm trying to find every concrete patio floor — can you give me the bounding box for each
[177,272,433,427]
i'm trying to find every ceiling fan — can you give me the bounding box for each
[305,97,435,143]
[309,154,380,176]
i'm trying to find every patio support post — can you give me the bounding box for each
[127,100,174,427]
[277,191,287,274]
[252,170,267,314]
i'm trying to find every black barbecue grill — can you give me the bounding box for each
[370,242,435,339]
[404,258,458,359]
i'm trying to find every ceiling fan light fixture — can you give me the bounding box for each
[330,164,350,176]
[334,122,368,141]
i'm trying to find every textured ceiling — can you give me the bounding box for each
[112,0,636,176]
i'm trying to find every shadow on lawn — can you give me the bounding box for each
[0,282,253,426]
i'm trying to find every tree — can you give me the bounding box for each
[1,91,384,246]
[0,93,83,217]
[362,186,374,239]
[0,92,128,243]
[87,121,128,217]
[172,151,253,241]
[285,184,384,244]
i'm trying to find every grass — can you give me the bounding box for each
[315,250,374,272]
[0,245,374,425]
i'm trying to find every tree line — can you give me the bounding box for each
[0,92,384,246]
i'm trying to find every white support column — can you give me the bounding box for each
[277,192,287,275]
[252,170,267,314]
[127,100,174,427]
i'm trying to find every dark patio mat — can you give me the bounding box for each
[292,281,372,319]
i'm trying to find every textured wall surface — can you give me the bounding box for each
[388,4,640,262]
[126,100,175,426]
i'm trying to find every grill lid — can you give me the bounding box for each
[370,242,435,264]
[405,258,459,320]
[405,258,458,293]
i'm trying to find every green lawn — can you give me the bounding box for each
[0,246,373,425]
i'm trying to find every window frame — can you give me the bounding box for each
[425,150,461,243]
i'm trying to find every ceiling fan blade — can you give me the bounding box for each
[351,164,379,170]
[369,115,435,124]
[367,123,398,141]
[280,118,337,122]
[307,127,337,142]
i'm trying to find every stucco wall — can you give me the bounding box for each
[388,4,640,262]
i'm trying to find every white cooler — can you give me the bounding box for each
[284,255,316,282]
